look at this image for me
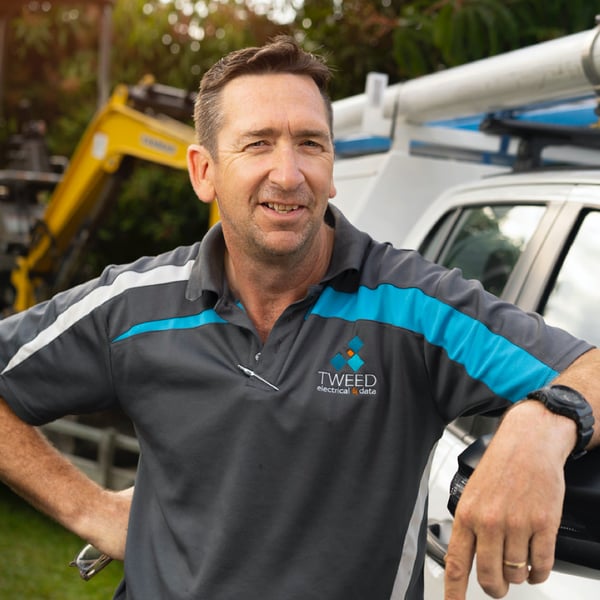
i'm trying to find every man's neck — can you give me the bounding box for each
[224,226,334,342]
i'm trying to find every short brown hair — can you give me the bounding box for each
[193,36,333,156]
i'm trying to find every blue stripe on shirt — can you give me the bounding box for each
[307,284,557,402]
[112,309,226,342]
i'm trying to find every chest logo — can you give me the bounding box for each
[330,335,365,372]
[317,336,378,396]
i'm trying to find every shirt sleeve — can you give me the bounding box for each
[421,264,594,422]
[0,277,118,425]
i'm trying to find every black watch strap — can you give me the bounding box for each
[526,384,595,459]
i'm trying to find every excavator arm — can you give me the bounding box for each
[10,80,205,312]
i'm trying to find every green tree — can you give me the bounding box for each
[3,1,288,150]
[2,0,286,285]
[508,0,599,43]
[2,0,599,287]
[297,0,600,98]
[81,0,287,277]
[294,0,401,99]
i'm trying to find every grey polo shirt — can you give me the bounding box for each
[0,205,591,599]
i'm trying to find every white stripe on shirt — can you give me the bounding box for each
[2,260,195,375]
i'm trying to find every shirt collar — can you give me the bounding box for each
[185,203,371,302]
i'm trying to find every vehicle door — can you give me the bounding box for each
[416,183,600,598]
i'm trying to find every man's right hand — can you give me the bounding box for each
[83,485,133,560]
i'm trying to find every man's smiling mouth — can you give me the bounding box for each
[265,202,300,213]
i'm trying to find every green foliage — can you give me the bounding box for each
[508,0,600,43]
[428,0,520,65]
[297,0,401,99]
[298,0,599,97]
[80,164,209,280]
[7,6,101,137]
[2,0,599,281]
[110,0,289,90]
[391,5,436,78]
[2,1,285,282]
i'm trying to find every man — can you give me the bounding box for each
[0,36,598,600]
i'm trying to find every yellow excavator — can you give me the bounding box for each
[0,77,218,314]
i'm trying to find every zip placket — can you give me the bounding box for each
[237,364,279,391]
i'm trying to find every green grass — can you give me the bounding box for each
[0,484,124,599]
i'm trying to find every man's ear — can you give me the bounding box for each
[329,179,337,199]
[187,144,216,204]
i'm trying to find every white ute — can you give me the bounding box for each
[332,20,600,600]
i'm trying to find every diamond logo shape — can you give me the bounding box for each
[330,336,365,372]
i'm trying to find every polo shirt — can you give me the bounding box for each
[0,205,591,599]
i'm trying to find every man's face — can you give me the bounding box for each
[196,73,337,263]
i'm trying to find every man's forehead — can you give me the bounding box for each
[223,71,318,93]
[221,73,329,123]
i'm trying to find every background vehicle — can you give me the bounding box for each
[403,171,600,598]
[329,20,600,599]
[331,23,600,249]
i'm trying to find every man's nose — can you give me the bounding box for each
[269,145,305,190]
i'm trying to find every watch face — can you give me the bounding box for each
[557,393,581,407]
[553,385,588,409]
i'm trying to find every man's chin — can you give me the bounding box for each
[255,234,310,261]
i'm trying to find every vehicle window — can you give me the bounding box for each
[426,205,547,441]
[418,209,460,262]
[435,205,545,296]
[541,210,600,347]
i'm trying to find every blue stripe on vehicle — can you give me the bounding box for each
[308,284,557,402]
[112,309,226,342]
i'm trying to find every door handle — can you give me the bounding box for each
[426,519,453,568]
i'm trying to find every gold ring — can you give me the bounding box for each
[503,559,527,569]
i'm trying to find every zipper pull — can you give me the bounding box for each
[237,364,279,391]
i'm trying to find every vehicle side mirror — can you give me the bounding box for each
[448,434,600,576]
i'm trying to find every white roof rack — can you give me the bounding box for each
[333,25,600,139]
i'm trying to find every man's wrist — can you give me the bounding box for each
[525,385,595,459]
[506,399,578,462]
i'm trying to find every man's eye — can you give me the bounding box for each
[302,140,322,149]
[246,140,267,149]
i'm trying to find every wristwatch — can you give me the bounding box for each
[526,384,595,459]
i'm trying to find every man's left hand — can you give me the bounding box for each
[443,399,577,599]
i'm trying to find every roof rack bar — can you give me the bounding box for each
[334,23,600,137]
[480,115,600,170]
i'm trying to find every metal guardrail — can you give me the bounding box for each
[41,418,139,490]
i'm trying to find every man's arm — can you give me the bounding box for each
[444,347,600,600]
[0,397,131,560]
